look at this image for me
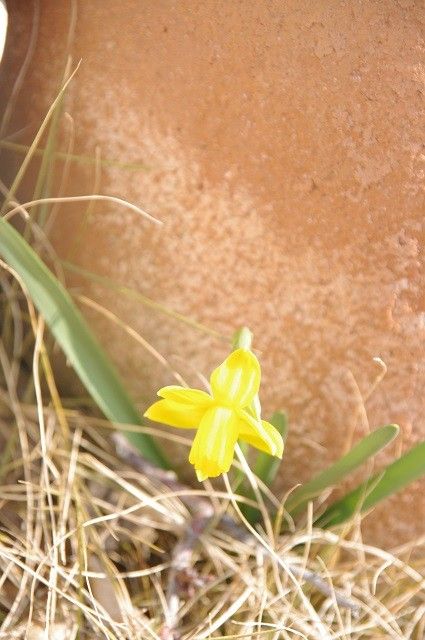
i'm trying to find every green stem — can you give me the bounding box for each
[232,326,253,351]
[231,327,253,488]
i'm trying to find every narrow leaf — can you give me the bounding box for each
[316,441,425,528]
[1,65,80,215]
[286,424,399,515]
[0,140,149,172]
[0,217,169,468]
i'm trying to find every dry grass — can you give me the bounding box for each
[0,368,424,639]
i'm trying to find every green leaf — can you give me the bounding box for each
[285,424,399,515]
[0,217,169,468]
[316,441,425,528]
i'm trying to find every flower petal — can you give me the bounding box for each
[158,385,212,406]
[189,406,239,479]
[210,348,260,407]
[144,398,206,429]
[238,411,284,458]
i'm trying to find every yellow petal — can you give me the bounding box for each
[144,398,206,429]
[210,348,260,408]
[158,385,212,406]
[238,411,284,458]
[189,406,239,479]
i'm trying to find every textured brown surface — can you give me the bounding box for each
[1,0,424,546]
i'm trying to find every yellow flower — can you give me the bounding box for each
[144,349,284,481]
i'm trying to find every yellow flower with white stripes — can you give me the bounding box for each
[144,349,283,481]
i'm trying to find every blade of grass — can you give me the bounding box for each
[285,424,399,515]
[0,140,149,171]
[31,55,71,227]
[315,440,425,528]
[0,216,169,467]
[0,63,80,215]
[61,259,226,339]
[32,80,64,226]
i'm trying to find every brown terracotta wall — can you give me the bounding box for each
[1,0,424,546]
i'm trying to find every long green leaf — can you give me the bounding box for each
[316,441,425,528]
[285,424,399,515]
[0,217,168,468]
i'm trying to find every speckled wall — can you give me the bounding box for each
[1,0,424,547]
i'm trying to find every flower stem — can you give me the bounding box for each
[231,327,253,487]
[232,326,253,351]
